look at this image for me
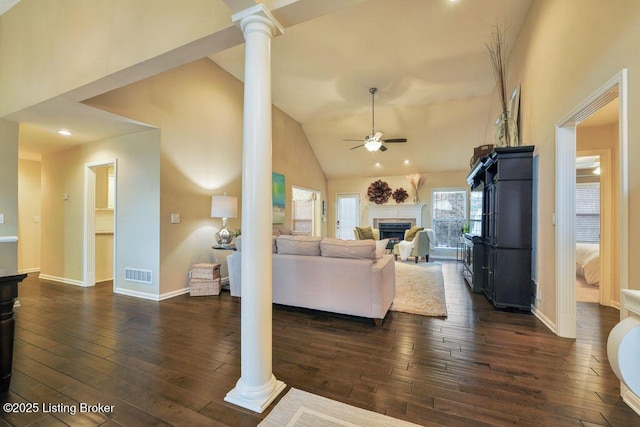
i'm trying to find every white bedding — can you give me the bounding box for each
[576,243,600,285]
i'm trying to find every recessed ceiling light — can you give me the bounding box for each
[374,162,381,167]
[404,159,410,165]
[58,130,72,136]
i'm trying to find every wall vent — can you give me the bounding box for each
[124,267,153,284]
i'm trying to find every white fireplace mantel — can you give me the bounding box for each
[367,203,425,227]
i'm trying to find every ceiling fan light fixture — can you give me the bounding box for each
[364,139,382,152]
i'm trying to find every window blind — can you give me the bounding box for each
[575,182,600,242]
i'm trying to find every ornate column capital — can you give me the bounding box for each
[232,4,284,38]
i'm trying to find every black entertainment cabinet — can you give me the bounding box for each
[465,146,534,311]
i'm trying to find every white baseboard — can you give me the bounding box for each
[159,287,190,300]
[18,267,40,274]
[38,274,85,287]
[532,306,558,334]
[622,383,640,416]
[114,286,189,301]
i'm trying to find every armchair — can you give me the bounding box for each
[393,228,435,263]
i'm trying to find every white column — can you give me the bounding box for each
[224,5,285,414]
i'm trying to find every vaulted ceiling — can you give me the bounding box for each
[210,0,533,178]
[10,0,535,178]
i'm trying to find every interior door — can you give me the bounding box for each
[335,193,360,240]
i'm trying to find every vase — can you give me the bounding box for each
[494,112,519,147]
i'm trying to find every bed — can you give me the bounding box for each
[576,243,600,285]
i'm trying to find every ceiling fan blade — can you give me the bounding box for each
[382,138,407,143]
[379,145,388,152]
[350,144,364,150]
[373,131,383,141]
[344,139,364,142]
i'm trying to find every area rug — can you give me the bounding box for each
[391,261,448,317]
[259,388,421,426]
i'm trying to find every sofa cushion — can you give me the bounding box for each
[321,238,376,260]
[276,235,323,256]
[355,226,375,240]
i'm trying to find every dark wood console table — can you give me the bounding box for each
[0,269,26,394]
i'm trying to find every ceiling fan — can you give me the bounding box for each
[346,87,407,152]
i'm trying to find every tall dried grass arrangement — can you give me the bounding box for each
[486,24,508,115]
[407,173,425,190]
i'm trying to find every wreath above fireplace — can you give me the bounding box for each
[392,187,409,204]
[367,180,392,204]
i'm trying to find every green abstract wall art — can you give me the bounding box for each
[272,172,285,224]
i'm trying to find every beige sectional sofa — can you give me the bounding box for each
[227,235,396,324]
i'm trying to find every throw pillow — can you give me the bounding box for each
[405,226,424,242]
[375,239,390,259]
[356,226,375,240]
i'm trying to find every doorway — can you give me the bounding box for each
[84,159,117,289]
[574,152,612,306]
[555,70,628,338]
[335,193,360,240]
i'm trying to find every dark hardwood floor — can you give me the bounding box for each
[1,261,638,426]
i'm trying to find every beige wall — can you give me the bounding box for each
[17,159,41,273]
[327,170,468,238]
[273,107,329,236]
[501,0,640,325]
[0,119,19,270]
[86,58,327,296]
[0,0,234,117]
[41,130,161,295]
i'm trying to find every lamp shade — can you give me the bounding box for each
[211,195,238,218]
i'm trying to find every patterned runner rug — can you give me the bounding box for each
[391,261,448,317]
[259,388,421,426]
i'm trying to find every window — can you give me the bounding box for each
[576,182,600,242]
[432,189,466,248]
[292,187,315,234]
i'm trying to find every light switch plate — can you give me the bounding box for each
[0,213,4,224]
[170,213,180,224]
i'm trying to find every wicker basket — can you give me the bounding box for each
[189,278,221,296]
[190,263,221,280]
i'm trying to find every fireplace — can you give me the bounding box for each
[367,203,425,232]
[378,222,412,240]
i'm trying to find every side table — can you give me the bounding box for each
[1,270,27,394]
[212,245,237,288]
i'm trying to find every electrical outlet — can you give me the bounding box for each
[0,213,4,224]
[33,216,40,223]
[170,213,181,224]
